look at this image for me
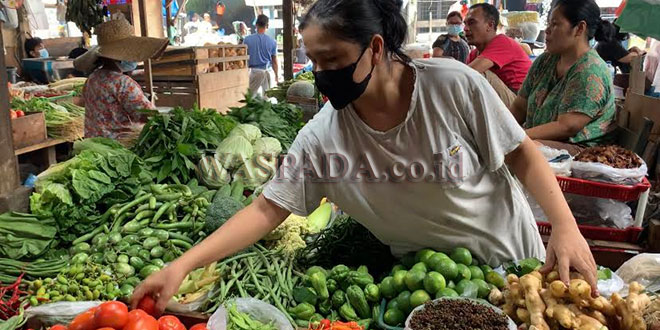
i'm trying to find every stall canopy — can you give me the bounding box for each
[616,0,660,40]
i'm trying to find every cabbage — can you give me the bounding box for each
[215,135,253,170]
[197,155,231,188]
[233,156,278,189]
[253,137,282,157]
[228,124,262,144]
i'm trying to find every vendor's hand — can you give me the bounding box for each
[130,263,188,314]
[540,225,599,297]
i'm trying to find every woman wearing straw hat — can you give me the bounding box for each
[74,18,168,139]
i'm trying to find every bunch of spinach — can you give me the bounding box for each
[133,107,237,183]
[228,92,304,151]
[30,138,152,243]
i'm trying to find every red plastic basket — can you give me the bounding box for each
[537,222,643,243]
[556,176,651,201]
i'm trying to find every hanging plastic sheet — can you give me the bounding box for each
[616,0,660,40]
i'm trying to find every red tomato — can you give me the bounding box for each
[68,307,98,330]
[128,309,148,323]
[15,110,24,117]
[96,328,116,330]
[124,313,158,330]
[94,301,129,330]
[158,315,185,330]
[189,324,208,330]
[137,295,157,316]
[49,325,67,330]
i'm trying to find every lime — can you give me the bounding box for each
[411,262,428,274]
[401,252,416,269]
[404,270,426,291]
[455,279,479,298]
[485,271,506,289]
[455,264,472,282]
[472,279,491,299]
[471,258,480,266]
[415,248,436,263]
[436,288,459,298]
[384,308,405,326]
[436,258,458,281]
[392,270,408,293]
[469,266,485,280]
[447,280,455,289]
[387,299,401,312]
[423,271,446,294]
[480,265,493,274]
[380,276,397,299]
[427,253,449,272]
[396,291,412,314]
[391,264,406,274]
[450,247,473,266]
[409,290,431,308]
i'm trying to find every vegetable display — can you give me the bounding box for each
[265,71,318,104]
[10,97,85,139]
[225,302,277,330]
[0,212,57,260]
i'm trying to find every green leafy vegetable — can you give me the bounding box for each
[0,212,57,260]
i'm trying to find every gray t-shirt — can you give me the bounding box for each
[263,59,545,266]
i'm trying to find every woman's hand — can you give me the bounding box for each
[540,225,599,296]
[130,263,188,313]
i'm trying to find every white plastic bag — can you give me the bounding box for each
[616,253,660,294]
[598,272,625,298]
[166,288,213,313]
[207,298,293,330]
[564,194,634,229]
[25,301,102,327]
[539,146,572,176]
[571,159,647,185]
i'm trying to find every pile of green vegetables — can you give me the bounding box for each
[0,212,56,260]
[133,107,238,184]
[288,265,378,329]
[30,138,152,243]
[228,93,304,151]
[65,0,104,35]
[10,97,85,139]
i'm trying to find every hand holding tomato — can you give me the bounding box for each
[131,265,187,314]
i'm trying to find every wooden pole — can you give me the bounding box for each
[137,0,155,104]
[166,3,172,41]
[282,0,294,80]
[0,22,21,195]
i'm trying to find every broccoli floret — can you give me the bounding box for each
[204,195,245,234]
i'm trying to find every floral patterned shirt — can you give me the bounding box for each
[520,49,616,146]
[83,69,153,139]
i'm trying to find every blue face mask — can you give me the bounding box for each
[38,48,49,58]
[117,61,138,72]
[447,24,464,36]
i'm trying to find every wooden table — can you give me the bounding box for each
[14,138,68,167]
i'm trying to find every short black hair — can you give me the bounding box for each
[256,14,269,28]
[300,0,410,63]
[470,3,500,28]
[552,0,602,40]
[24,37,43,57]
[68,47,88,59]
[447,11,463,21]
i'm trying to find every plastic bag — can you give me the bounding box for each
[598,272,625,298]
[539,146,572,176]
[564,194,634,229]
[615,253,660,294]
[166,287,214,313]
[571,158,647,185]
[207,298,293,330]
[403,297,517,330]
[25,301,102,328]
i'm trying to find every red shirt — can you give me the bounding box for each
[468,34,531,91]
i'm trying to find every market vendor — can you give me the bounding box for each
[595,20,644,74]
[74,18,168,139]
[24,37,48,58]
[509,0,616,155]
[132,0,598,312]
[464,3,532,108]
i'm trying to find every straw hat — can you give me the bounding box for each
[74,18,168,72]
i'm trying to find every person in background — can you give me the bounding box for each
[67,47,88,78]
[199,13,214,33]
[233,21,249,44]
[24,37,48,58]
[509,0,616,155]
[74,18,168,140]
[464,3,532,108]
[184,13,200,35]
[432,11,470,63]
[215,1,225,30]
[595,20,644,74]
[244,14,279,96]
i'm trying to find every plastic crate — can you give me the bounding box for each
[537,222,643,243]
[556,176,651,201]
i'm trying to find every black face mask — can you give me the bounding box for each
[313,47,375,109]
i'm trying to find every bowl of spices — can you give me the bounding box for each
[404,297,517,330]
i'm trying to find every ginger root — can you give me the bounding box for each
[612,282,651,330]
[569,279,593,308]
[520,273,550,330]
[489,287,505,306]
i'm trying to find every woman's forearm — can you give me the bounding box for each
[171,194,289,273]
[525,121,576,141]
[506,138,578,231]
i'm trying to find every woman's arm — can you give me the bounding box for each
[505,137,598,294]
[509,95,528,125]
[131,195,290,311]
[525,112,592,141]
[617,51,640,64]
